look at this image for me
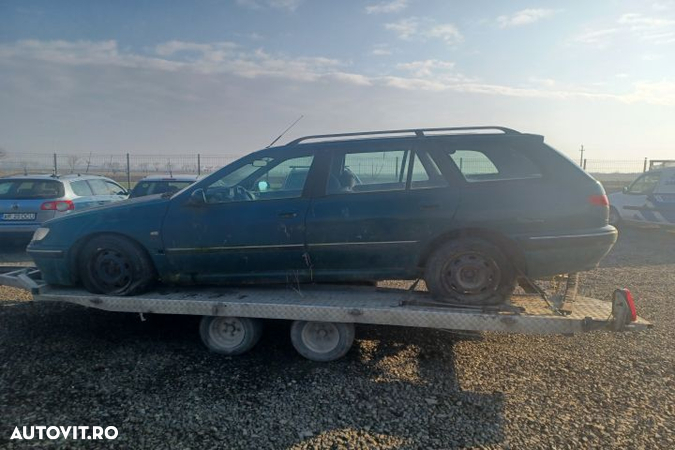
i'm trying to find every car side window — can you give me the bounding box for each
[70,180,93,196]
[204,155,314,203]
[446,148,542,183]
[88,179,123,196]
[105,181,125,195]
[326,149,411,195]
[627,173,661,195]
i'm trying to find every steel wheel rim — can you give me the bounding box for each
[91,248,133,292]
[301,322,340,354]
[209,317,246,349]
[441,251,501,297]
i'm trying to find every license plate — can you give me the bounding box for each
[2,213,37,221]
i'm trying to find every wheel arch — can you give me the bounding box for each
[67,231,157,284]
[418,228,527,274]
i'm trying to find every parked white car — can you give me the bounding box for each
[608,167,675,229]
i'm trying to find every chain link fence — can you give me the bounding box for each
[0,152,670,191]
[0,152,240,188]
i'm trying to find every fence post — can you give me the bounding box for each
[643,157,648,173]
[583,159,587,170]
[126,153,131,189]
[53,153,58,175]
[197,154,201,176]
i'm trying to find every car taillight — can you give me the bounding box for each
[588,194,609,206]
[41,200,75,211]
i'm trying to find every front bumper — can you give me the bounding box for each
[26,246,73,286]
[517,226,618,278]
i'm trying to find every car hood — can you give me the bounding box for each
[45,194,170,226]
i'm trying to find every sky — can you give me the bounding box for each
[0,0,674,161]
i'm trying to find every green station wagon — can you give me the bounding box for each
[27,127,617,305]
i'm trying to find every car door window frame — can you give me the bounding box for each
[626,172,661,195]
[190,150,319,205]
[322,142,421,197]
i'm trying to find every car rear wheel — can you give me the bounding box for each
[424,238,516,306]
[79,234,156,295]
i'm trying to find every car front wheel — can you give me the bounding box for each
[608,206,621,227]
[424,238,516,306]
[78,234,156,296]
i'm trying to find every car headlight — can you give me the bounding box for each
[32,227,50,242]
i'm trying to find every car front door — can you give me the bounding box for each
[160,152,316,283]
[619,172,662,225]
[305,141,458,280]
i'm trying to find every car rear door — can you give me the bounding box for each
[304,140,459,279]
[160,151,317,283]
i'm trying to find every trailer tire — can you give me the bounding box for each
[79,234,156,296]
[290,321,355,362]
[199,316,263,355]
[424,238,515,306]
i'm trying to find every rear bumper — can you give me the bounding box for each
[517,226,618,277]
[0,223,40,235]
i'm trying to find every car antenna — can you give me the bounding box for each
[266,115,304,148]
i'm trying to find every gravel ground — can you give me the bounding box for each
[0,227,673,449]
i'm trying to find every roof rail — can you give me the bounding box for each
[286,126,520,146]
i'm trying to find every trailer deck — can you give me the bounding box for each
[0,267,652,361]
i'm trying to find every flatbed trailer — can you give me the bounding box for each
[0,267,651,361]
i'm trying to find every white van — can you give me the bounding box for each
[608,167,675,228]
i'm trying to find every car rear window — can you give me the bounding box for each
[446,147,542,182]
[131,181,193,197]
[0,179,65,199]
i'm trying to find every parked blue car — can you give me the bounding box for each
[27,127,617,306]
[0,174,128,242]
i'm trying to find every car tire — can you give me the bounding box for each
[608,206,621,227]
[424,238,516,306]
[79,234,156,296]
[290,321,355,362]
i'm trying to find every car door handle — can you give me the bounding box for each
[278,212,298,218]
[419,204,440,210]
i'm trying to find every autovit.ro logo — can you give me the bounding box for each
[11,426,118,441]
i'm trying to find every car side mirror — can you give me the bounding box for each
[117,190,128,196]
[187,188,206,206]
[622,186,628,194]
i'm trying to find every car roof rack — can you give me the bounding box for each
[286,126,520,146]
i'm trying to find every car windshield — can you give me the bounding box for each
[130,180,194,197]
[0,179,64,199]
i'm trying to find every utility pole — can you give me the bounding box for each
[579,145,585,167]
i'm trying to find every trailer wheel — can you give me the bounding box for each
[290,321,355,362]
[424,238,515,306]
[199,316,263,355]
